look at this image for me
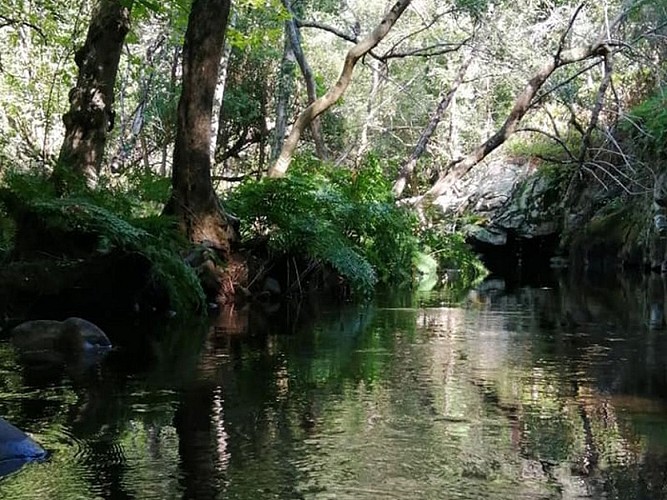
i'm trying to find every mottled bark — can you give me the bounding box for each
[268,0,412,177]
[164,0,236,256]
[56,0,132,187]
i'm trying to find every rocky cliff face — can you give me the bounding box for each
[435,155,656,272]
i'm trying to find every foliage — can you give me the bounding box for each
[621,90,667,159]
[0,171,204,315]
[227,156,421,295]
[418,226,487,291]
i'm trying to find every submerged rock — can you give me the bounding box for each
[0,417,47,477]
[11,317,112,366]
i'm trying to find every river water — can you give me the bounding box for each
[1,272,667,499]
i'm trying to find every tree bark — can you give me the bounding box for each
[271,26,296,162]
[283,0,327,159]
[56,0,132,188]
[392,56,471,197]
[356,58,388,163]
[268,0,412,178]
[164,0,236,255]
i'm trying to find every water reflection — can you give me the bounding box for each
[0,274,667,498]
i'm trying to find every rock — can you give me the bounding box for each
[0,417,47,477]
[464,224,508,246]
[11,317,111,355]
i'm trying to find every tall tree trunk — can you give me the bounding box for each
[356,58,387,163]
[55,0,132,188]
[283,0,327,160]
[164,0,236,254]
[268,0,412,178]
[271,28,296,162]
[210,12,235,165]
[392,56,471,197]
[161,45,181,177]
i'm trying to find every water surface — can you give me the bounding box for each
[1,272,667,499]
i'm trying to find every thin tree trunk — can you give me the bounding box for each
[392,56,472,197]
[164,0,236,254]
[56,0,132,188]
[356,58,387,163]
[283,0,327,159]
[268,0,412,178]
[161,45,180,177]
[271,28,296,162]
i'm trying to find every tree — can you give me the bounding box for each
[392,54,472,197]
[55,0,133,188]
[163,0,241,301]
[267,0,413,178]
[282,0,327,160]
[412,2,636,206]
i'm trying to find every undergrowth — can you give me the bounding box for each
[227,156,419,296]
[0,170,204,315]
[622,89,667,159]
[227,155,485,296]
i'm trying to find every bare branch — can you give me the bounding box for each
[382,9,454,57]
[515,127,578,162]
[295,19,358,44]
[0,14,46,39]
[296,15,469,62]
[381,38,471,60]
[578,52,613,164]
[555,3,585,62]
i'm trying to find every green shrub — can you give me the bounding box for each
[0,170,205,315]
[227,156,420,296]
[622,90,667,159]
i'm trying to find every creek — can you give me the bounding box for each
[1,271,667,499]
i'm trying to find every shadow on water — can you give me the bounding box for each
[1,274,667,498]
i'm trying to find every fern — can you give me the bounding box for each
[227,158,419,296]
[0,172,206,315]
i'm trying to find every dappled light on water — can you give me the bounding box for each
[1,274,667,498]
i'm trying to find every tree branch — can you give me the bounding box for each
[269,0,412,177]
[392,53,473,197]
[412,2,633,206]
[0,14,46,39]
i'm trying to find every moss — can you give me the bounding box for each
[570,199,649,267]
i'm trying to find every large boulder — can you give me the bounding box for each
[11,317,112,366]
[433,157,566,253]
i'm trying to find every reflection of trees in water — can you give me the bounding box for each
[455,272,667,497]
[3,276,667,498]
